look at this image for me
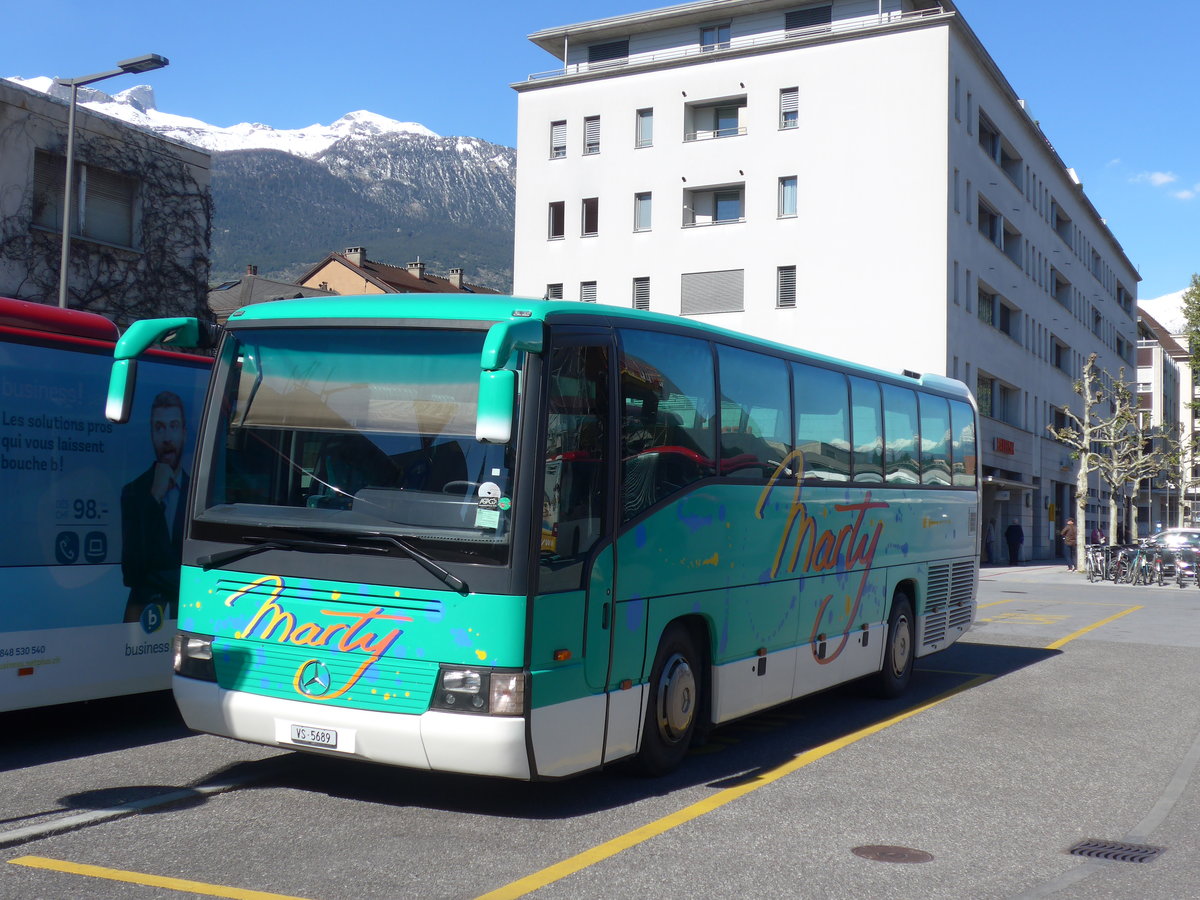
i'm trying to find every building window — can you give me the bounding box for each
[777,265,797,308]
[684,97,746,141]
[632,276,650,310]
[977,197,1021,265]
[1051,338,1070,374]
[778,176,797,218]
[681,269,744,315]
[546,283,564,300]
[549,120,566,158]
[634,192,652,232]
[583,116,601,155]
[977,110,1022,184]
[779,87,798,129]
[684,186,745,226]
[33,150,137,248]
[548,201,565,239]
[635,108,654,148]
[978,283,1020,342]
[785,5,833,36]
[700,23,731,51]
[587,40,628,68]
[580,281,597,303]
[582,197,599,236]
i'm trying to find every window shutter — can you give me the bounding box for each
[777,266,797,308]
[546,283,564,300]
[588,39,629,65]
[581,281,598,303]
[584,116,601,154]
[785,6,833,33]
[681,269,744,315]
[632,277,650,310]
[779,87,799,128]
[82,166,135,246]
[32,151,65,231]
[550,121,566,157]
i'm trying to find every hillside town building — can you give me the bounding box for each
[512,0,1140,560]
[298,248,501,297]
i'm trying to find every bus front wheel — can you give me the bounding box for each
[635,623,701,776]
[876,593,914,698]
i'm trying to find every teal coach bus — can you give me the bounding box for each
[107,295,978,779]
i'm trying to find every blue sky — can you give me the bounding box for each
[6,0,1197,298]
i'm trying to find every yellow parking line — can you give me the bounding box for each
[7,856,314,900]
[1044,606,1143,650]
[977,598,1020,609]
[475,675,992,900]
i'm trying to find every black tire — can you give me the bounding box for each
[875,593,915,698]
[634,622,702,776]
[1086,556,1097,583]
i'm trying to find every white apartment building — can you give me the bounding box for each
[511,0,1139,561]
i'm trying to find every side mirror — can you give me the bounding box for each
[477,369,515,444]
[475,318,542,444]
[106,359,138,424]
[106,316,217,423]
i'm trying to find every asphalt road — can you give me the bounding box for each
[2,561,1198,899]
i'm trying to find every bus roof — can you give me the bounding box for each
[227,294,972,401]
[0,296,120,343]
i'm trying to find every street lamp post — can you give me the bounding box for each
[55,53,169,309]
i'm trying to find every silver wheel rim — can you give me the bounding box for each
[890,615,911,678]
[656,653,696,744]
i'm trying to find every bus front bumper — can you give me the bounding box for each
[173,676,531,779]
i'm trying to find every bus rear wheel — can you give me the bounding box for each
[635,623,701,776]
[875,592,914,698]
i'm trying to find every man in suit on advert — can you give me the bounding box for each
[121,391,189,625]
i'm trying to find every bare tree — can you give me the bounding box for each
[1047,353,1126,569]
[1093,376,1168,542]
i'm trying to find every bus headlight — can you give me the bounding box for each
[431,666,524,715]
[173,631,216,682]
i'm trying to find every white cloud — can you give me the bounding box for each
[1132,171,1179,187]
[1172,188,1196,201]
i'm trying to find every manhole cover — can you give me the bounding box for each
[1067,839,1165,863]
[851,845,934,863]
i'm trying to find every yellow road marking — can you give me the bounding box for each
[475,675,992,900]
[7,856,314,900]
[977,598,1021,609]
[1044,606,1143,650]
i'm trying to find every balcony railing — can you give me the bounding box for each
[525,7,948,81]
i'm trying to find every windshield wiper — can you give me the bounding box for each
[360,532,469,595]
[198,537,388,570]
[197,533,469,596]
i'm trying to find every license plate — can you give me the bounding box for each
[289,723,337,748]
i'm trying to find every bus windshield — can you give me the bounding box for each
[200,327,516,552]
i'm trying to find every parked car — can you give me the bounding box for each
[1143,529,1200,581]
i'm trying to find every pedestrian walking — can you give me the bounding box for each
[984,518,996,565]
[1060,519,1077,571]
[1004,519,1024,565]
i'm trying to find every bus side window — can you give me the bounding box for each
[950,399,978,487]
[793,363,850,482]
[849,377,883,483]
[882,384,919,484]
[540,342,610,592]
[717,344,791,480]
[619,329,716,521]
[919,394,952,486]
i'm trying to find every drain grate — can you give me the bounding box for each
[851,845,934,863]
[1067,839,1165,863]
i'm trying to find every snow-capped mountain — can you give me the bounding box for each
[6,76,439,156]
[6,76,516,289]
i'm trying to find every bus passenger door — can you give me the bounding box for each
[534,331,618,774]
